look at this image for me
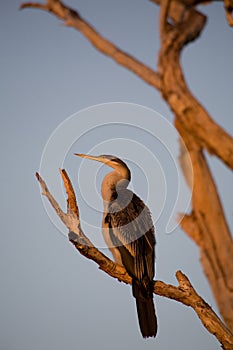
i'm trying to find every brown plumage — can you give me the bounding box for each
[75,153,157,338]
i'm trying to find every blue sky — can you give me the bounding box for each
[1,1,233,350]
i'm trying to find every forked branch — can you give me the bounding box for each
[158,2,233,331]
[36,171,233,350]
[20,0,233,170]
[20,0,161,90]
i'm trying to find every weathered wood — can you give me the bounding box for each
[36,171,233,349]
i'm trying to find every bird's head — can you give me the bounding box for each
[75,153,132,204]
[75,153,130,176]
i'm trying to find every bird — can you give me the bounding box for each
[75,153,157,338]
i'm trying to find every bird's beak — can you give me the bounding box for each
[75,153,92,159]
[74,153,107,164]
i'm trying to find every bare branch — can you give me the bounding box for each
[35,172,67,224]
[224,0,233,26]
[179,213,202,245]
[59,168,79,216]
[20,0,161,90]
[20,2,48,10]
[35,171,233,350]
[176,115,233,331]
[155,2,233,170]
[68,231,132,283]
[156,271,233,350]
[156,2,233,329]
[159,0,171,36]
[21,0,233,169]
[151,0,233,27]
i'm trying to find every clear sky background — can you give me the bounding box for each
[1,1,233,350]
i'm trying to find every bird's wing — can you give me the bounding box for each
[106,191,155,282]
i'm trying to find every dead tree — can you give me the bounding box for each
[21,1,233,348]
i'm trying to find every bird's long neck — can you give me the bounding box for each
[101,167,130,203]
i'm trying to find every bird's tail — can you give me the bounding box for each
[135,297,157,338]
[133,280,157,338]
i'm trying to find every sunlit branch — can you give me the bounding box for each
[36,171,233,350]
[20,0,161,90]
